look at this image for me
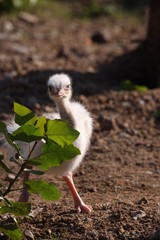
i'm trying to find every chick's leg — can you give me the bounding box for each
[63,172,92,214]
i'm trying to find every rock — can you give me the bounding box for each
[3,21,14,32]
[145,171,152,175]
[19,12,39,24]
[119,227,125,234]
[28,207,44,218]
[87,187,97,192]
[138,197,148,205]
[91,31,107,44]
[5,173,15,181]
[24,230,34,240]
[155,169,160,174]
[10,44,29,55]
[131,210,146,220]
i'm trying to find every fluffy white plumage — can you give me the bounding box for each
[3,73,93,213]
[46,74,93,175]
[5,73,92,176]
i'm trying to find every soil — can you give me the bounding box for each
[0,11,160,240]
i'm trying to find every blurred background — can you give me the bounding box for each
[1,2,160,239]
[0,0,159,114]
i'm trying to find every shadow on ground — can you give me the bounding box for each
[0,41,158,117]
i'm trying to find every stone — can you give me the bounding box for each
[24,230,34,240]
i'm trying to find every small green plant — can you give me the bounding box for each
[120,80,148,92]
[0,102,80,240]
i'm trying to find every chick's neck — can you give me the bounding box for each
[56,98,75,127]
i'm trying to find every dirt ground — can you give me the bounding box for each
[0,11,160,240]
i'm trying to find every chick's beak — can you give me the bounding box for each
[56,88,65,98]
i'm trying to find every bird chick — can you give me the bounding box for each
[47,73,93,213]
[3,73,93,214]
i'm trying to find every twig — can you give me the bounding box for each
[2,141,39,197]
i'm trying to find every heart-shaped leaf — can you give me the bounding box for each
[0,122,19,151]
[25,180,61,201]
[0,201,31,216]
[47,119,79,147]
[24,169,44,175]
[11,124,44,143]
[30,139,81,170]
[0,159,14,174]
[0,224,23,240]
[14,102,37,126]
[36,116,46,135]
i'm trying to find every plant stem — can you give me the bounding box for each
[3,162,27,197]
[3,141,38,197]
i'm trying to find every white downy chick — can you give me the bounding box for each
[47,73,93,213]
[3,73,93,213]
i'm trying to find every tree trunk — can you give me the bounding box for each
[146,0,160,87]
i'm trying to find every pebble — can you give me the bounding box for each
[119,227,125,234]
[5,173,15,181]
[145,171,152,175]
[138,197,148,205]
[19,12,39,24]
[87,187,97,192]
[24,230,34,240]
[131,210,146,220]
[3,21,14,32]
[10,44,29,55]
[29,207,44,218]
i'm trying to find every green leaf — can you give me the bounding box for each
[0,155,14,174]
[47,119,80,147]
[121,80,148,92]
[11,124,44,143]
[0,122,19,151]
[25,160,41,166]
[0,122,6,135]
[3,197,11,206]
[134,85,148,92]
[0,159,14,174]
[0,224,23,240]
[14,102,37,126]
[36,116,46,135]
[25,180,61,201]
[0,201,31,216]
[31,139,81,170]
[24,169,44,175]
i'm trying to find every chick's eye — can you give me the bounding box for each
[49,85,52,92]
[66,84,70,89]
